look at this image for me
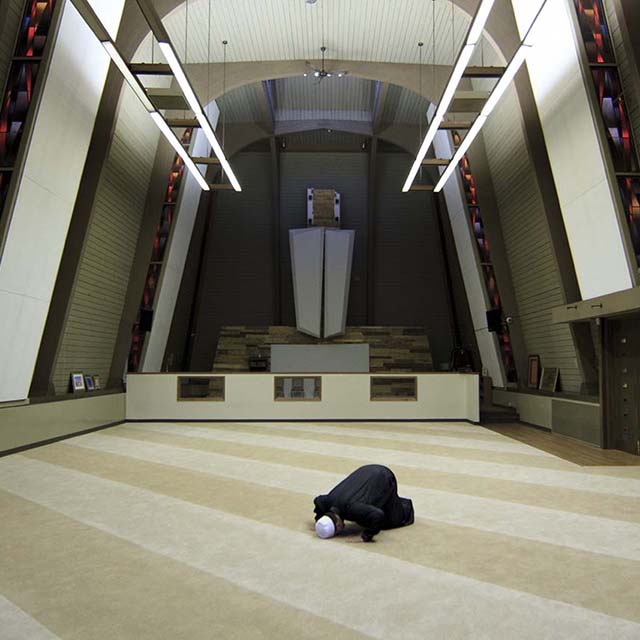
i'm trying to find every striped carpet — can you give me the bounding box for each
[2,420,640,639]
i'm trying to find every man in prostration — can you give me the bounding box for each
[313,464,414,542]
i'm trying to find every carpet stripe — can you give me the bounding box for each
[68,432,640,561]
[125,423,640,497]
[98,427,640,524]
[23,442,640,624]
[228,421,555,457]
[0,595,59,640]
[1,455,639,640]
[0,490,369,640]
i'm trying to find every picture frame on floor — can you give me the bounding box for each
[84,375,95,392]
[539,366,559,392]
[527,355,540,389]
[71,372,85,392]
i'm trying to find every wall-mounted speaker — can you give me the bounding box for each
[486,308,502,333]
[139,308,153,332]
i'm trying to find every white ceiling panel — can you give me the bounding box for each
[274,75,374,122]
[134,0,503,68]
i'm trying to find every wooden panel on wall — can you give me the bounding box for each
[481,84,584,393]
[213,325,433,373]
[51,87,160,393]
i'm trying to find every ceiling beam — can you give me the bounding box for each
[438,121,473,130]
[463,66,506,78]
[193,156,221,164]
[275,119,373,137]
[422,158,449,166]
[261,79,277,132]
[372,81,390,134]
[166,118,200,128]
[129,62,172,75]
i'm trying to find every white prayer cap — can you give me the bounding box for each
[315,515,336,539]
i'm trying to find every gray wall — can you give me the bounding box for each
[481,85,584,393]
[373,152,454,367]
[189,152,275,371]
[181,148,456,371]
[51,87,160,393]
[280,152,369,326]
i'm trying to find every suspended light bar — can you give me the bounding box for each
[150,113,210,190]
[157,42,202,115]
[196,113,243,192]
[402,0,496,192]
[433,0,549,193]
[70,0,210,192]
[136,0,242,192]
[102,42,155,112]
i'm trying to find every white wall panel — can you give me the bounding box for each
[511,0,634,299]
[141,103,219,372]
[290,227,324,338]
[0,0,125,402]
[324,229,354,338]
[434,128,506,387]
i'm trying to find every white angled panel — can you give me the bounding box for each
[433,127,506,387]
[323,229,354,338]
[510,0,634,298]
[290,228,324,338]
[0,0,125,402]
[141,102,220,372]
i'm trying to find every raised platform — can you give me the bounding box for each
[126,373,479,422]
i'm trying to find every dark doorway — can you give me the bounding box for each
[605,316,640,455]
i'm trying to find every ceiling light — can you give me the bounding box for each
[466,0,497,45]
[402,44,474,192]
[314,71,320,77]
[434,116,487,192]
[158,42,202,115]
[402,0,496,192]
[338,73,343,78]
[304,73,308,77]
[150,112,209,191]
[196,113,242,192]
[101,41,155,112]
[481,45,529,116]
[433,0,549,193]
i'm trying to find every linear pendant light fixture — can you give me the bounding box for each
[433,0,549,193]
[136,0,242,192]
[402,0,496,192]
[70,0,210,191]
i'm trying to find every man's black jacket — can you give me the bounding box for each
[313,464,414,539]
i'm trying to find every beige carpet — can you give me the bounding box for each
[1,420,640,639]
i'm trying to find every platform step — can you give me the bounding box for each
[480,405,519,424]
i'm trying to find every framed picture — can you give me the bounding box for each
[84,375,95,392]
[92,375,102,391]
[528,355,541,389]
[539,367,559,392]
[71,372,85,392]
